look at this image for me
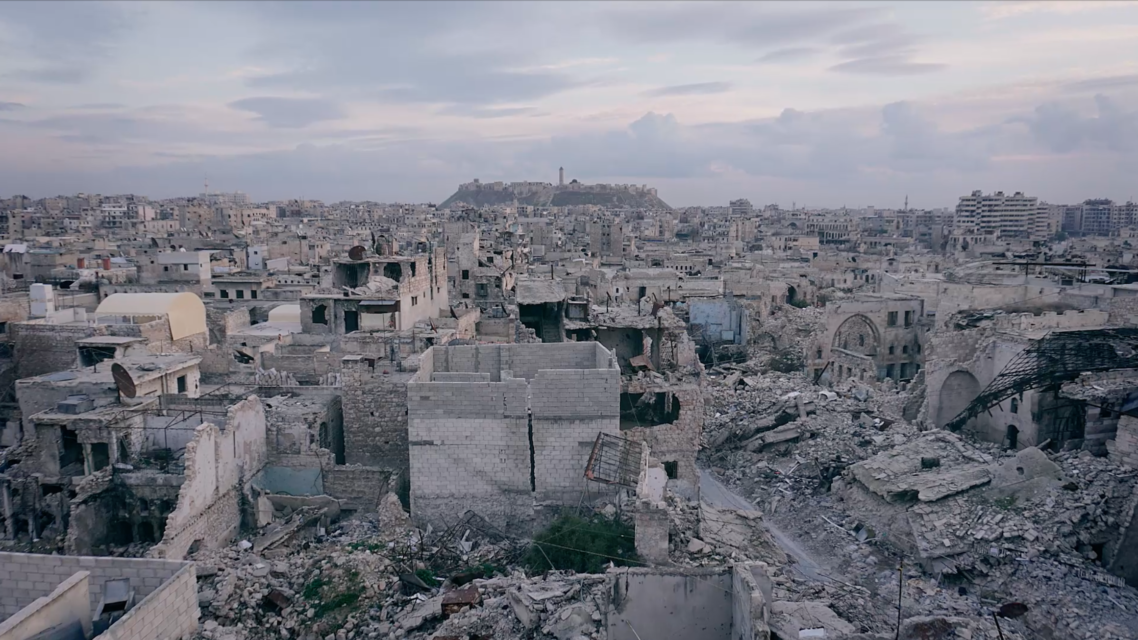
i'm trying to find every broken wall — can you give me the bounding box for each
[619,382,705,486]
[149,396,267,560]
[0,552,196,633]
[606,568,734,640]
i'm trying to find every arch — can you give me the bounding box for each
[786,285,798,304]
[832,314,880,357]
[936,370,981,429]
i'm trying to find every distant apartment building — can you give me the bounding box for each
[1057,199,1138,237]
[589,218,624,260]
[729,198,753,218]
[952,190,1045,248]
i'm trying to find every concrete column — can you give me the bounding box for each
[82,443,93,476]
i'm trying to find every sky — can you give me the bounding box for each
[2,1,1138,208]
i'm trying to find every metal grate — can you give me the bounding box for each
[945,327,1138,432]
[584,432,644,487]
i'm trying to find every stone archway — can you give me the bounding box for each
[832,314,880,356]
[936,370,981,429]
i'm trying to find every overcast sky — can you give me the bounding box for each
[3,1,1138,208]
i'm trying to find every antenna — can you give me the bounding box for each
[904,195,909,211]
[204,174,209,195]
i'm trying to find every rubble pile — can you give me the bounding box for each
[749,303,824,368]
[700,365,1138,639]
[191,498,618,640]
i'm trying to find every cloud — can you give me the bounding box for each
[755,47,819,64]
[643,82,732,97]
[603,3,885,48]
[830,56,946,76]
[1062,74,1138,94]
[229,97,345,128]
[0,102,24,111]
[982,1,1138,20]
[826,22,944,76]
[0,1,133,83]
[1013,94,1138,153]
[436,105,538,119]
[69,103,126,110]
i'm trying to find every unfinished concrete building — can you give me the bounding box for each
[406,343,620,532]
[809,293,926,384]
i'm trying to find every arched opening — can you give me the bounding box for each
[936,370,981,429]
[137,521,156,543]
[312,304,328,325]
[786,285,798,304]
[1005,424,1020,450]
[832,314,879,356]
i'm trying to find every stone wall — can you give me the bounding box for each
[0,552,196,638]
[619,382,705,486]
[1108,415,1138,469]
[408,343,621,532]
[340,358,412,470]
[149,396,267,560]
[10,322,93,377]
[323,466,391,511]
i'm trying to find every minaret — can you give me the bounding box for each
[559,166,565,187]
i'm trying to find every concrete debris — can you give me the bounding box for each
[702,364,1138,640]
[768,601,857,639]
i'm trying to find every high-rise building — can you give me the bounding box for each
[952,190,1045,247]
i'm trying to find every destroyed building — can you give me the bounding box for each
[809,293,926,384]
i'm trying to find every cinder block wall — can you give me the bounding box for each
[407,378,532,531]
[100,563,198,640]
[0,552,196,632]
[531,368,620,505]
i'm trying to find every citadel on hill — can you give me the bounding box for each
[439,167,671,210]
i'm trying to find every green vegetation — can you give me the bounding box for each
[789,298,811,309]
[302,577,327,600]
[304,570,364,618]
[524,514,638,574]
[414,568,440,587]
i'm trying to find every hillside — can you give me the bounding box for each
[439,183,670,210]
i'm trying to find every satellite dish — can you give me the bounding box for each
[111,363,137,398]
[348,245,367,261]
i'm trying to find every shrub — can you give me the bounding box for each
[523,514,638,574]
[789,298,811,309]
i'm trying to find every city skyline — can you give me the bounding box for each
[2,1,1138,206]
